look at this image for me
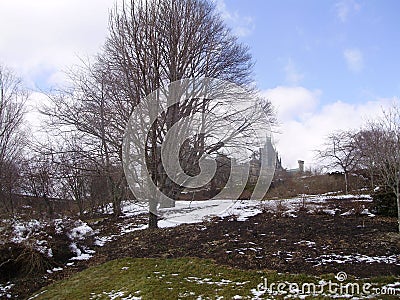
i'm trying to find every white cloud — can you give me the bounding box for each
[335,0,361,23]
[264,86,394,169]
[215,0,255,37]
[283,59,304,85]
[263,86,320,122]
[0,0,113,89]
[343,48,364,72]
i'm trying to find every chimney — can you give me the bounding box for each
[298,160,304,173]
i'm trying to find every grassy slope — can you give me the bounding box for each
[28,257,398,300]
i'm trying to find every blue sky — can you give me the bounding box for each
[218,0,399,168]
[0,0,399,169]
[221,0,400,103]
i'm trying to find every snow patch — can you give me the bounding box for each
[68,222,94,240]
[0,282,14,299]
[308,253,399,266]
[69,242,93,261]
[360,208,375,217]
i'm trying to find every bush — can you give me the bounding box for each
[0,243,53,281]
[371,187,398,217]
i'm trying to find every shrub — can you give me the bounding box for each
[0,243,53,281]
[371,187,398,217]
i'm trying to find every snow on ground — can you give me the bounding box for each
[68,221,94,240]
[360,208,375,217]
[308,253,400,266]
[0,282,14,299]
[5,193,397,300]
[94,235,115,247]
[69,242,94,261]
[89,290,142,300]
[11,219,42,244]
[0,193,376,265]
[157,199,263,228]
[2,217,97,263]
[112,194,373,235]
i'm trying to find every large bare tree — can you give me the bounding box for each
[105,0,273,228]
[0,65,28,215]
[44,0,274,227]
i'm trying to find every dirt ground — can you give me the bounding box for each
[95,200,399,278]
[7,198,400,298]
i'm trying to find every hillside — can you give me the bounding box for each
[1,194,399,299]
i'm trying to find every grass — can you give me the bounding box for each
[28,257,399,299]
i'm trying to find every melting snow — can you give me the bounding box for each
[0,282,14,299]
[94,235,115,246]
[294,240,316,247]
[360,208,375,217]
[308,253,399,266]
[89,290,141,300]
[68,222,94,240]
[341,209,355,216]
[11,219,42,243]
[322,208,340,216]
[108,194,375,241]
[184,276,247,286]
[69,242,93,261]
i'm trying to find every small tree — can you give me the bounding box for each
[316,130,359,194]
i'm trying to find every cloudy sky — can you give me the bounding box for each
[1,0,399,169]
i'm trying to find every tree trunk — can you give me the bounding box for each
[43,193,54,217]
[148,212,158,229]
[159,177,175,208]
[159,198,175,208]
[396,186,400,233]
[8,191,14,217]
[370,169,374,189]
[113,198,121,217]
[148,191,158,229]
[344,171,349,194]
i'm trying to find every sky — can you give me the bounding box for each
[0,0,399,169]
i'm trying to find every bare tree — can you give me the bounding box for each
[360,104,400,232]
[316,130,360,194]
[105,0,273,228]
[42,62,127,217]
[0,65,28,215]
[43,0,274,228]
[23,153,58,217]
[354,129,381,189]
[50,137,93,216]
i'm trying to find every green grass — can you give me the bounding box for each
[28,257,399,299]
